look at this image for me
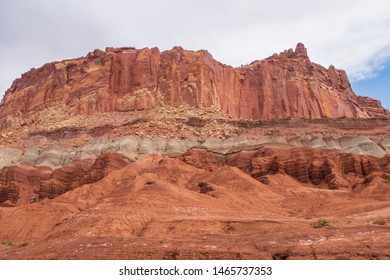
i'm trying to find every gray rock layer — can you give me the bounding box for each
[1,135,390,169]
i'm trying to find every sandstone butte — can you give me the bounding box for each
[0,43,390,260]
[0,42,389,127]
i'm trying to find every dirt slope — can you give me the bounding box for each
[0,151,389,259]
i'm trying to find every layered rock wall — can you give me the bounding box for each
[1,134,389,171]
[1,43,388,126]
[0,153,128,206]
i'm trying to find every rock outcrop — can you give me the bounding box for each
[356,96,389,118]
[1,43,388,129]
[3,146,389,207]
[0,153,128,206]
[225,147,390,193]
[0,164,52,206]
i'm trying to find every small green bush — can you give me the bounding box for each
[312,218,328,228]
[1,240,15,246]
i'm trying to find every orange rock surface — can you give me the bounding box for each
[0,153,128,206]
[1,43,388,128]
[0,151,389,260]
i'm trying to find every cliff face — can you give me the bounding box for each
[226,147,390,193]
[0,153,128,206]
[1,43,388,124]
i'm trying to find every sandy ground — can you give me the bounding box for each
[0,155,389,259]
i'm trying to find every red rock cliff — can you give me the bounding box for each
[1,43,388,122]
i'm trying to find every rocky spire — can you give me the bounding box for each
[294,42,309,59]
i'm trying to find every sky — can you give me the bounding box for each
[1,0,390,108]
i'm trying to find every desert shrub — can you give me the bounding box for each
[312,218,328,228]
[1,240,15,246]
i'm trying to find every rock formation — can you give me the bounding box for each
[0,153,128,206]
[225,146,390,192]
[0,43,389,260]
[2,146,390,207]
[1,152,389,260]
[1,43,388,130]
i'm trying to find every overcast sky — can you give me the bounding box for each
[1,0,390,107]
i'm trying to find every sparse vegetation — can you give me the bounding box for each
[372,217,388,226]
[1,240,16,246]
[312,218,329,228]
[0,240,21,252]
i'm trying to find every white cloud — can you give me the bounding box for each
[1,0,390,96]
